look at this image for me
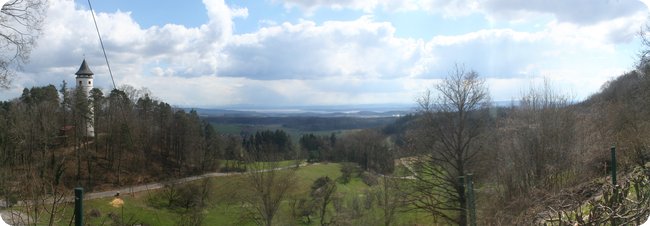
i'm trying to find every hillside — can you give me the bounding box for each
[363,68,650,224]
[489,69,650,224]
[4,70,650,225]
[515,70,650,224]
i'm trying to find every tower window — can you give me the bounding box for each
[79,81,82,85]
[88,81,91,85]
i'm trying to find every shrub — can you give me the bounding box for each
[361,172,378,186]
[339,162,358,184]
[88,208,101,218]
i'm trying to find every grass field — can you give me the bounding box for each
[221,159,300,170]
[50,163,432,226]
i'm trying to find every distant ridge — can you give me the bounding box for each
[184,101,515,118]
[185,104,417,118]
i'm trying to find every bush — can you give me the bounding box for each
[148,180,211,211]
[361,172,378,186]
[88,208,101,218]
[291,198,315,224]
[350,196,363,219]
[219,165,246,173]
[339,162,359,184]
[363,189,374,210]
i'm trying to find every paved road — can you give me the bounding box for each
[397,158,417,179]
[82,162,307,201]
[84,171,232,200]
[0,210,32,226]
[0,163,306,225]
[0,162,309,209]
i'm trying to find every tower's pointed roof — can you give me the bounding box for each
[75,59,94,77]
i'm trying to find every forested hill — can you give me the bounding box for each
[493,68,650,223]
[206,116,397,131]
[367,66,650,224]
[0,85,225,193]
[582,69,649,107]
[4,67,650,225]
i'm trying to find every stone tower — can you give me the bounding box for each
[75,59,95,137]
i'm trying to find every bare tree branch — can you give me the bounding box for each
[0,0,47,88]
[407,64,490,225]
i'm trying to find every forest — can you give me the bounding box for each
[2,0,650,224]
[207,116,396,132]
[3,59,650,225]
[0,80,402,225]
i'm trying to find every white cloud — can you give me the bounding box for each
[277,0,647,25]
[279,0,379,13]
[418,29,545,78]
[411,0,479,17]
[480,0,645,25]
[220,16,423,80]
[231,6,249,19]
[0,0,233,98]
[0,0,642,106]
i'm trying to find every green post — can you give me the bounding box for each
[611,145,616,186]
[74,187,83,226]
[610,145,617,226]
[466,174,477,226]
[458,176,465,225]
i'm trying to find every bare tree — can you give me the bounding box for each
[408,65,489,225]
[0,0,47,88]
[376,176,406,226]
[638,23,650,75]
[311,176,337,226]
[514,79,575,189]
[241,155,297,226]
[479,80,577,222]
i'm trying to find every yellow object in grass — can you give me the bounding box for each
[110,198,124,208]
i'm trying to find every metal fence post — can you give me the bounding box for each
[466,174,476,226]
[611,145,616,186]
[610,146,617,226]
[458,176,465,225]
[74,187,83,226]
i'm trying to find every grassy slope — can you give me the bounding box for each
[54,163,431,226]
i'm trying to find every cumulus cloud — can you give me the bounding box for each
[277,0,648,31]
[480,0,645,25]
[0,0,642,106]
[26,0,236,78]
[278,0,480,16]
[279,0,379,13]
[220,16,422,80]
[435,30,543,69]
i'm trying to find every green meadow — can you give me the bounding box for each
[53,163,431,226]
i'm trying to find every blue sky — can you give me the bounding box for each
[1,0,649,107]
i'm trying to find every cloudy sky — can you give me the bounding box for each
[1,0,648,108]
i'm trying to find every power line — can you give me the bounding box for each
[87,0,116,90]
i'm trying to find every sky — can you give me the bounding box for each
[0,0,649,108]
